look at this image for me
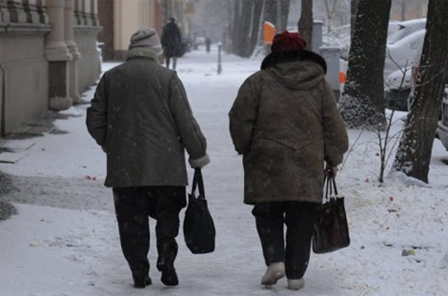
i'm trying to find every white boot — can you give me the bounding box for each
[261,262,285,285]
[287,278,305,290]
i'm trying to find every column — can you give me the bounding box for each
[90,0,98,26]
[35,0,49,24]
[23,0,40,23]
[0,0,10,23]
[83,0,91,25]
[45,0,72,111]
[73,0,84,26]
[65,0,81,103]
[6,0,27,23]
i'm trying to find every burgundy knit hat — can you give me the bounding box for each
[271,31,307,52]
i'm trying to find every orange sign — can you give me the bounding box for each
[263,21,276,45]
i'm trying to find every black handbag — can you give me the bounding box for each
[312,174,350,254]
[183,168,216,254]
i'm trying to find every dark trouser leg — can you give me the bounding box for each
[284,202,317,279]
[252,202,285,266]
[172,57,177,70]
[113,187,150,278]
[166,56,170,68]
[146,186,186,271]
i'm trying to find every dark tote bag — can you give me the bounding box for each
[183,168,216,254]
[312,174,350,254]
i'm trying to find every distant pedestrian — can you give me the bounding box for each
[86,28,210,289]
[229,31,348,290]
[205,37,211,53]
[161,17,182,70]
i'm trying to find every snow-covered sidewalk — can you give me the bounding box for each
[1,47,448,296]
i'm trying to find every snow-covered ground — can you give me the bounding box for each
[1,46,448,296]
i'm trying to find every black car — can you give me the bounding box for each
[384,68,413,111]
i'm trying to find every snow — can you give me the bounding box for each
[1,46,448,296]
[384,29,426,79]
[384,68,413,91]
[387,18,427,45]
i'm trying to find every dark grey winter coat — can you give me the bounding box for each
[86,47,207,187]
[229,50,349,204]
[161,21,182,58]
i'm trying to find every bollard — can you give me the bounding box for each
[217,42,222,74]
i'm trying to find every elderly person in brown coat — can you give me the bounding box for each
[86,28,209,289]
[229,31,348,290]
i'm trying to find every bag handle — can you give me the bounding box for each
[190,168,206,199]
[324,171,339,201]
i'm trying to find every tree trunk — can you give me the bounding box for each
[339,0,391,129]
[280,0,290,32]
[401,0,406,21]
[247,0,264,56]
[298,0,313,47]
[231,0,241,55]
[393,0,448,183]
[227,0,235,53]
[238,0,253,57]
[350,0,359,42]
[324,0,340,34]
[264,0,276,27]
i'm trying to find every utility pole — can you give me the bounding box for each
[276,0,282,31]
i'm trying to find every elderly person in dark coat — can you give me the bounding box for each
[86,28,209,289]
[229,31,348,291]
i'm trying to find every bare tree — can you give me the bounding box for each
[279,0,290,31]
[350,0,359,41]
[393,0,448,183]
[389,0,429,20]
[298,0,313,46]
[264,0,277,26]
[236,0,253,56]
[247,0,265,56]
[339,0,392,129]
[264,0,290,32]
[231,0,242,55]
[226,0,268,58]
[400,0,406,21]
[323,0,340,33]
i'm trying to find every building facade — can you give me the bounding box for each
[97,0,194,61]
[0,0,101,137]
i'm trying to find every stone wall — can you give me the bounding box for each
[0,0,100,136]
[0,0,51,135]
[97,0,163,61]
[74,27,101,92]
[74,0,101,92]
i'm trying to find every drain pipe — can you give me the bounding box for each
[1,25,8,137]
[0,63,5,137]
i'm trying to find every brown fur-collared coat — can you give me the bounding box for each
[229,50,348,205]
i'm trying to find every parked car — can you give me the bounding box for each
[384,24,427,112]
[384,67,413,111]
[384,29,426,79]
[324,22,401,61]
[387,18,426,45]
[384,18,427,79]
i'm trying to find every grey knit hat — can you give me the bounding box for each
[129,28,162,54]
